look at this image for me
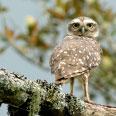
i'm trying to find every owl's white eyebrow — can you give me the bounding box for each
[70,18,96,24]
[71,18,80,23]
[84,19,96,24]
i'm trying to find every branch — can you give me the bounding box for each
[0,69,115,116]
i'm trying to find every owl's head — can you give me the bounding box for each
[68,16,99,38]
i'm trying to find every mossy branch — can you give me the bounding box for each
[0,68,115,116]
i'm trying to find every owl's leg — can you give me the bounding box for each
[70,78,74,96]
[82,72,91,102]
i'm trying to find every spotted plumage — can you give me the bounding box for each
[49,16,102,102]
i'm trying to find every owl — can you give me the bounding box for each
[49,16,101,102]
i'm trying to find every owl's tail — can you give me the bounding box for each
[55,75,68,85]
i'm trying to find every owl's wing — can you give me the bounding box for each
[50,36,66,73]
[49,35,87,74]
[49,43,62,73]
[50,35,101,82]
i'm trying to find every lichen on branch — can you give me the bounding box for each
[0,69,115,116]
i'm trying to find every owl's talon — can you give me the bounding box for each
[84,97,94,104]
[70,92,73,96]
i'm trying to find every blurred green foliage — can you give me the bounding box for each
[0,0,116,105]
[0,3,8,13]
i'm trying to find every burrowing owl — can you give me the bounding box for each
[49,16,101,102]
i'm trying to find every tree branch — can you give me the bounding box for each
[0,68,115,116]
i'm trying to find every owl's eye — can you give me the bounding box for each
[72,23,80,28]
[87,23,93,28]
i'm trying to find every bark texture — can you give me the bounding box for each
[0,68,115,116]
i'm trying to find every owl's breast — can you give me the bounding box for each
[67,36,101,68]
[50,36,101,78]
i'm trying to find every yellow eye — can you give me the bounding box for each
[72,23,80,28]
[87,23,93,28]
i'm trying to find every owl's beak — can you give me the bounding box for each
[79,26,85,34]
[79,26,88,35]
[80,27,85,34]
[81,27,85,34]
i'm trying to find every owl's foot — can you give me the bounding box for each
[70,92,73,96]
[84,97,94,104]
